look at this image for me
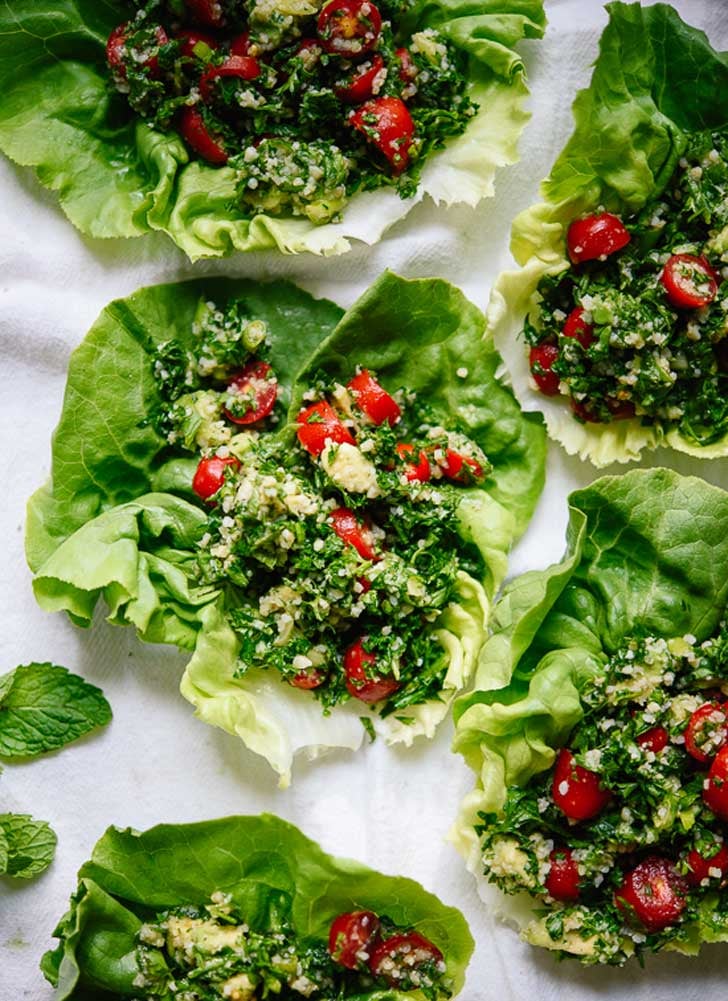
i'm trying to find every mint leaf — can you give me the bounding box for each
[0,813,56,878]
[0,663,112,759]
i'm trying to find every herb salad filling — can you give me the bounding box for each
[526,129,728,444]
[106,0,477,223]
[132,892,451,999]
[475,625,728,965]
[152,298,489,717]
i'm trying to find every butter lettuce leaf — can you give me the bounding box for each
[0,663,111,759]
[27,273,545,783]
[489,1,728,465]
[0,812,57,879]
[42,814,474,1000]
[0,0,544,259]
[452,467,728,954]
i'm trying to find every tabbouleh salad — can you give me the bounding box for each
[132,894,450,998]
[153,297,489,716]
[106,0,477,222]
[475,624,728,965]
[525,129,728,445]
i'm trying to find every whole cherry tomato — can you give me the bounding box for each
[552,748,611,821]
[545,848,580,902]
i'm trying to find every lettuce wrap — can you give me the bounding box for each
[489,2,728,466]
[0,0,544,260]
[42,814,474,999]
[452,467,728,962]
[26,271,546,784]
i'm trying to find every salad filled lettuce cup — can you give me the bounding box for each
[43,814,474,999]
[452,467,728,965]
[26,271,545,784]
[0,0,545,259]
[490,2,728,466]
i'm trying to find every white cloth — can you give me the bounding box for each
[3,1,728,997]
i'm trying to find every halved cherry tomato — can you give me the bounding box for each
[344,638,400,703]
[702,746,728,821]
[357,576,372,594]
[368,932,443,987]
[107,22,168,78]
[230,31,250,56]
[192,455,240,500]
[660,254,719,309]
[289,668,326,690]
[396,47,417,83]
[328,910,381,968]
[529,343,560,396]
[317,0,382,56]
[335,54,385,103]
[685,702,728,764]
[545,848,580,902]
[440,449,484,484]
[552,748,611,821]
[685,844,728,887]
[615,857,688,932]
[223,361,277,424]
[347,369,401,425]
[350,96,414,173]
[297,401,355,456]
[199,54,261,102]
[185,0,226,28]
[567,212,631,264]
[178,106,229,164]
[330,507,378,561]
[176,29,217,59]
[395,443,430,482]
[637,726,669,753]
[563,307,595,348]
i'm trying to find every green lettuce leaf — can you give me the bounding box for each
[489,1,728,465]
[0,0,544,259]
[451,466,728,954]
[27,272,545,783]
[0,663,111,759]
[0,812,57,879]
[42,814,474,1000]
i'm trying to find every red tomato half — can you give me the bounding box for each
[545,848,580,902]
[369,932,443,987]
[192,455,240,500]
[685,844,728,887]
[350,96,414,173]
[317,0,382,55]
[567,212,631,264]
[395,443,430,482]
[335,54,385,103]
[328,910,381,968]
[230,32,251,56]
[223,361,277,425]
[176,29,218,58]
[552,748,611,821]
[440,449,484,484]
[178,106,229,164]
[660,254,719,309]
[563,307,595,348]
[529,343,560,396]
[685,702,728,764]
[330,507,379,561]
[185,0,226,28]
[615,857,688,932]
[289,668,326,690]
[297,401,355,456]
[347,369,401,425]
[344,639,400,703]
[199,54,261,102]
[107,22,168,78]
[703,746,728,821]
[396,47,417,83]
[636,726,669,753]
